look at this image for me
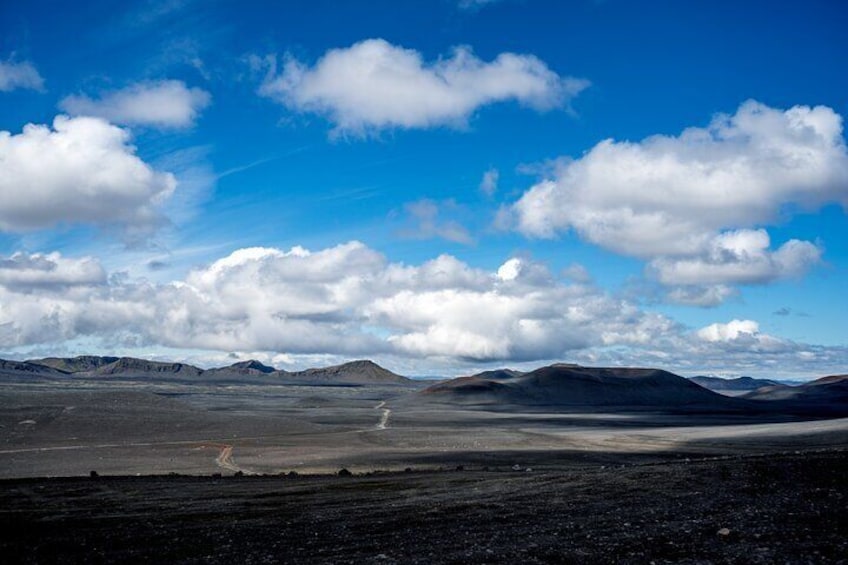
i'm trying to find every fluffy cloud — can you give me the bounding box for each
[509,101,848,301]
[649,229,822,286]
[257,38,588,135]
[60,80,211,128]
[0,115,176,234]
[0,253,105,291]
[0,243,663,361]
[513,101,847,254]
[697,319,761,342]
[0,59,44,92]
[694,319,794,354]
[1,243,845,376]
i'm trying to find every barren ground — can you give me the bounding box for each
[1,375,846,562]
[1,450,846,564]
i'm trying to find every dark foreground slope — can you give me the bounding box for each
[1,450,845,564]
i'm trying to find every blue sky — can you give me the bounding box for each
[0,0,846,378]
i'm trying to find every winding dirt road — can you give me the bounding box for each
[375,401,391,430]
[209,444,255,475]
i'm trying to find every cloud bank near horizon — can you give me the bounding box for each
[0,242,843,377]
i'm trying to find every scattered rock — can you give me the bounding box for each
[338,468,352,477]
[717,527,731,536]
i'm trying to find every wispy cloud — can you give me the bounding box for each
[479,168,499,197]
[457,0,504,10]
[217,146,310,180]
[60,80,211,129]
[0,57,45,92]
[397,199,474,245]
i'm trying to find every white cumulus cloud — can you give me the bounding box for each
[0,58,44,92]
[509,101,848,302]
[694,319,790,354]
[649,229,822,286]
[60,80,211,129]
[512,100,848,255]
[257,38,588,135]
[697,319,761,342]
[0,115,176,234]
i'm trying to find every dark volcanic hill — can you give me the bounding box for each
[468,369,525,380]
[203,359,278,378]
[689,375,782,392]
[745,374,848,408]
[90,357,205,378]
[29,355,119,373]
[427,376,513,395]
[810,374,848,386]
[0,359,69,378]
[423,364,739,410]
[286,360,411,385]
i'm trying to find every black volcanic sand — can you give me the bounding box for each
[0,449,845,564]
[2,370,848,562]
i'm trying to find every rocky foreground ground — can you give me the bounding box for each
[0,449,845,564]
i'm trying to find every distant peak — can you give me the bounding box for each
[230,359,275,373]
[340,359,379,367]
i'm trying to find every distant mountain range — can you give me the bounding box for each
[0,356,411,385]
[3,356,846,415]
